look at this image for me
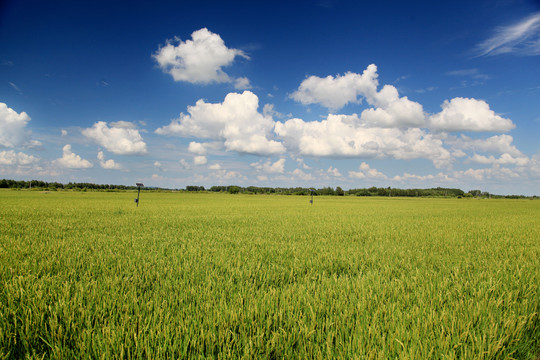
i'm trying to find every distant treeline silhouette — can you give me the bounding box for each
[1,179,536,198]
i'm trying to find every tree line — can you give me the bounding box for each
[0,179,141,191]
[1,179,537,198]
[187,185,537,199]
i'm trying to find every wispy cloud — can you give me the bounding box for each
[476,12,540,56]
[9,82,22,93]
[446,68,490,80]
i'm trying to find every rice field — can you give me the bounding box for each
[0,190,538,359]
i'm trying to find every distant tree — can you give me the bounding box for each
[228,186,241,194]
[336,186,345,196]
[469,190,482,197]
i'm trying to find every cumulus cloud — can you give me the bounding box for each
[467,153,529,166]
[448,134,523,157]
[291,65,378,110]
[275,114,451,168]
[393,172,451,182]
[193,155,207,165]
[348,162,387,179]
[208,163,222,170]
[97,151,122,169]
[454,165,521,181]
[528,151,540,178]
[53,145,93,169]
[153,28,249,85]
[0,150,38,165]
[179,158,191,169]
[0,102,33,148]
[188,141,208,155]
[251,158,285,173]
[292,168,313,181]
[234,77,251,90]
[155,91,285,156]
[294,157,311,170]
[290,64,426,127]
[212,169,246,181]
[360,85,425,128]
[430,97,515,132]
[326,166,342,177]
[476,12,540,56]
[82,121,147,155]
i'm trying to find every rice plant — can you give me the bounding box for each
[0,191,538,358]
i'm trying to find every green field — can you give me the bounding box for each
[1,191,538,359]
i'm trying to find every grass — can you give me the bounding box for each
[0,190,539,358]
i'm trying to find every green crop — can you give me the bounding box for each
[0,191,538,359]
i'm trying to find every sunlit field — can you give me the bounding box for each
[1,190,538,359]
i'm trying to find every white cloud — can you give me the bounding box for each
[0,102,33,148]
[292,168,314,181]
[234,77,251,90]
[529,151,540,178]
[251,158,285,174]
[467,153,529,166]
[97,151,122,170]
[53,145,93,169]
[110,120,137,129]
[0,150,38,165]
[394,173,435,182]
[290,65,378,110]
[188,141,208,155]
[61,129,68,136]
[212,169,246,181]
[294,157,311,170]
[429,97,515,132]
[476,12,540,56]
[153,28,249,84]
[155,91,285,156]
[82,121,147,155]
[454,165,521,181]
[348,162,387,179]
[290,64,426,127]
[193,155,207,165]
[449,134,523,157]
[327,166,342,177]
[360,85,425,128]
[263,103,283,119]
[275,114,451,168]
[208,163,222,170]
[179,158,191,169]
[9,82,22,93]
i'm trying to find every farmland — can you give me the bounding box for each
[0,190,539,359]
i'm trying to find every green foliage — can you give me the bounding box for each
[0,192,539,358]
[185,185,205,192]
[2,179,536,198]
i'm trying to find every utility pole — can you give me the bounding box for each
[135,183,144,206]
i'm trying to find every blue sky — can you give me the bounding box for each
[1,0,540,194]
